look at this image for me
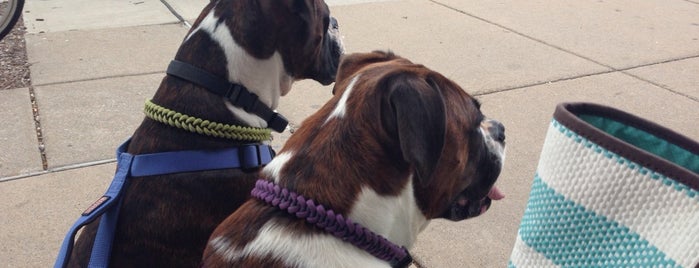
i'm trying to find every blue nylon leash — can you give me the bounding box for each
[87,149,132,268]
[54,138,274,268]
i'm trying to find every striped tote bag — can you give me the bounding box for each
[509,102,699,268]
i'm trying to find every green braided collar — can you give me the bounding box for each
[143,100,272,142]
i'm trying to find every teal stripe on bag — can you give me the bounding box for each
[518,175,680,267]
[507,260,516,268]
[552,120,699,200]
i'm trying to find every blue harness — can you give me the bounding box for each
[53,139,274,268]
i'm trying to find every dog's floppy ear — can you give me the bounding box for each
[383,74,447,186]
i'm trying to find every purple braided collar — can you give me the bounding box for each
[251,179,413,268]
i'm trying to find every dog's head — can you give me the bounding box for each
[263,0,344,86]
[202,0,343,86]
[333,51,505,221]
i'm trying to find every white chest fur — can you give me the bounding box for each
[209,220,391,268]
[348,179,429,248]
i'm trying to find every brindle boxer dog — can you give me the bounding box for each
[202,51,506,267]
[67,0,343,267]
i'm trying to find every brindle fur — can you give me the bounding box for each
[67,0,341,266]
[202,51,502,267]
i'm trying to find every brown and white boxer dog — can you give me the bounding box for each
[67,0,343,267]
[202,51,506,267]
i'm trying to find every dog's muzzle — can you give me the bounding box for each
[443,119,506,221]
[449,186,506,220]
[310,16,344,86]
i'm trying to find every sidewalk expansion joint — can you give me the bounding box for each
[474,69,619,96]
[0,158,116,183]
[28,85,49,170]
[616,54,699,72]
[618,55,699,102]
[32,71,166,88]
[621,71,699,103]
[476,53,699,103]
[614,54,699,103]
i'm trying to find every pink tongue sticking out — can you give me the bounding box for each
[488,186,505,200]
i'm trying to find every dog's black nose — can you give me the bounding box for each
[486,120,506,143]
[330,17,339,30]
[493,122,505,143]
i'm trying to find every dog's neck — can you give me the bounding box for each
[132,10,291,151]
[161,8,292,130]
[262,152,430,251]
[187,10,293,129]
[347,179,430,248]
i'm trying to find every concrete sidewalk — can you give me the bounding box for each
[1,0,698,266]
